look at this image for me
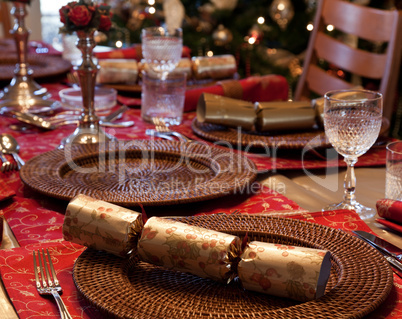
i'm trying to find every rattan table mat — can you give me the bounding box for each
[19,140,257,206]
[73,214,392,319]
[192,118,330,149]
[0,53,71,81]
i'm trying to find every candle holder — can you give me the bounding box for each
[58,30,116,149]
[0,2,58,114]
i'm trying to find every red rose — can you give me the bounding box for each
[68,5,93,27]
[99,14,112,31]
[59,5,71,24]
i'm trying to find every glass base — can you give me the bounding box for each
[58,124,117,149]
[322,201,376,220]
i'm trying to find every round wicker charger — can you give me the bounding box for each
[73,214,393,318]
[0,53,71,81]
[19,140,257,206]
[192,118,329,149]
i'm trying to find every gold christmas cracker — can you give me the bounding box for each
[197,93,256,131]
[255,101,317,132]
[62,194,143,257]
[238,241,331,301]
[139,58,192,79]
[192,54,237,80]
[97,59,139,84]
[137,216,241,283]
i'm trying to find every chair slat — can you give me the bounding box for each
[306,65,354,97]
[322,0,396,42]
[315,32,387,79]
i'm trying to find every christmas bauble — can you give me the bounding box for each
[269,0,294,30]
[212,24,233,46]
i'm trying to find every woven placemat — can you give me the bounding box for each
[73,214,393,318]
[192,118,329,149]
[19,140,257,206]
[0,53,71,81]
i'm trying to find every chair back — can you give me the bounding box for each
[0,2,12,39]
[294,0,402,121]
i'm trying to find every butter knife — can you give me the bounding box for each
[353,230,402,261]
[352,230,402,278]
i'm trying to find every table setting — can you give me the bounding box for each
[0,0,401,318]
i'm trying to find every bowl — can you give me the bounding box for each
[59,87,117,113]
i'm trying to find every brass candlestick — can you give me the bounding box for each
[0,2,58,114]
[58,30,116,149]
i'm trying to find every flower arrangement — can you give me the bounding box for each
[59,0,112,34]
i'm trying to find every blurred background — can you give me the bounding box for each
[1,0,401,137]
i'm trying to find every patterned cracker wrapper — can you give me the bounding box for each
[97,59,139,84]
[192,54,237,80]
[238,241,331,301]
[63,194,143,257]
[137,216,241,283]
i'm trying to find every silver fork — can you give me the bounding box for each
[33,248,73,319]
[152,118,192,143]
[0,152,14,172]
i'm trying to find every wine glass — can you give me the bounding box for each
[323,89,383,220]
[141,26,183,80]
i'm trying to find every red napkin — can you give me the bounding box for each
[183,74,288,112]
[95,44,191,60]
[376,199,402,232]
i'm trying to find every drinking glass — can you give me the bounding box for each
[323,89,383,220]
[141,26,183,80]
[385,141,402,200]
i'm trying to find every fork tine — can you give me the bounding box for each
[33,251,41,290]
[37,249,48,289]
[46,248,60,287]
[41,248,53,288]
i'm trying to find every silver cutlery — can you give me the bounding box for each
[0,133,25,170]
[352,230,402,261]
[4,108,133,130]
[147,118,192,143]
[343,229,402,278]
[0,151,13,172]
[33,248,73,319]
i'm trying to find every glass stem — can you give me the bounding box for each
[343,157,358,206]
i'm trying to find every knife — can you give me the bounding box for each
[351,230,402,277]
[353,230,402,261]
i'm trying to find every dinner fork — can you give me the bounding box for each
[0,152,15,172]
[152,117,192,143]
[33,248,73,319]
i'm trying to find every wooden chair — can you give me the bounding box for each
[0,2,12,39]
[294,0,402,121]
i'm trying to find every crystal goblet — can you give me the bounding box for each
[141,26,183,80]
[323,89,383,220]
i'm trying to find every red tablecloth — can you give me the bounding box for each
[0,201,400,318]
[0,75,394,318]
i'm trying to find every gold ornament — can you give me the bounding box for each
[269,0,294,30]
[212,24,233,46]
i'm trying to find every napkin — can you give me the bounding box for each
[184,74,289,112]
[376,199,402,232]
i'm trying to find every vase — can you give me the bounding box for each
[58,29,116,149]
[0,2,58,114]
